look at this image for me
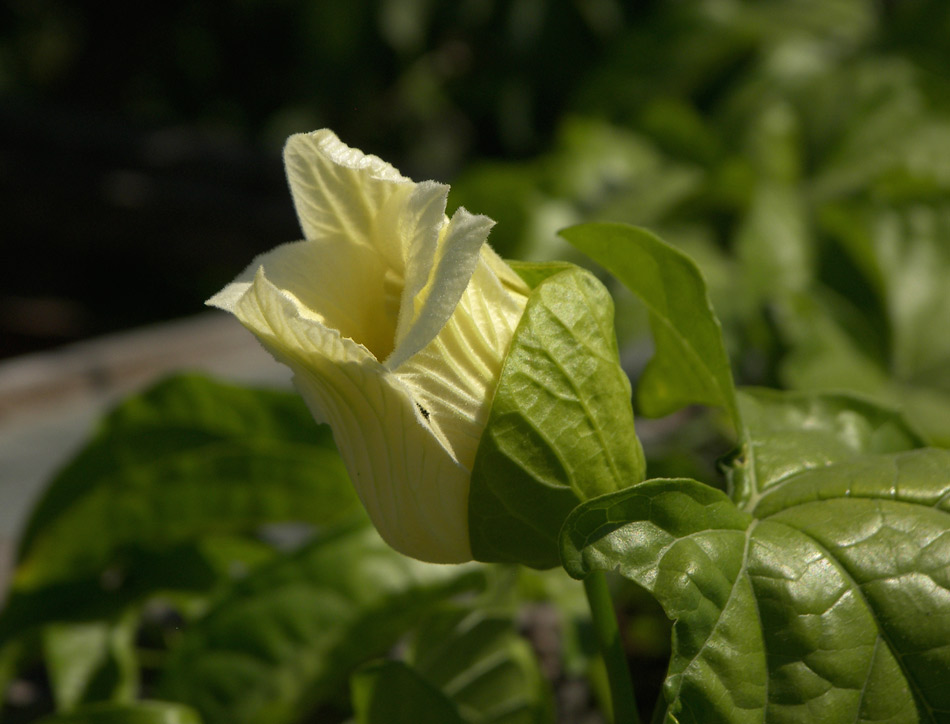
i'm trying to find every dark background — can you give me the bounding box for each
[2,0,948,359]
[1,0,644,358]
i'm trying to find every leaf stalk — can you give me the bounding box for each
[583,570,640,724]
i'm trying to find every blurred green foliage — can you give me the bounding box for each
[1,0,643,356]
[4,0,950,722]
[1,0,643,171]
[444,0,950,449]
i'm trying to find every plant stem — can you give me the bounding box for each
[583,570,640,724]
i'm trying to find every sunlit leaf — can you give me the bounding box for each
[562,385,949,723]
[560,223,740,427]
[728,387,924,504]
[469,263,644,568]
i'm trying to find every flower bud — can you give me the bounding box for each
[208,130,529,562]
[209,130,644,567]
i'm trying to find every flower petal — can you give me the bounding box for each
[388,203,494,370]
[395,248,529,468]
[208,238,399,361]
[390,180,450,351]
[207,262,473,563]
[284,130,413,269]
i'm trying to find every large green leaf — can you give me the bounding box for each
[157,524,486,724]
[351,660,466,724]
[43,613,139,712]
[560,223,740,428]
[14,374,359,588]
[469,263,645,568]
[728,388,925,505]
[561,444,950,722]
[408,608,554,724]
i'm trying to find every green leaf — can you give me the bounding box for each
[0,542,236,649]
[469,264,645,568]
[158,525,486,724]
[560,222,740,428]
[43,613,139,711]
[561,449,950,723]
[351,661,466,724]
[729,388,925,505]
[506,260,575,289]
[36,701,201,724]
[408,608,554,724]
[735,183,810,302]
[15,374,359,588]
[774,281,950,447]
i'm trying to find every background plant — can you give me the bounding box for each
[3,1,950,722]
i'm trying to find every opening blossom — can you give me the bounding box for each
[208,130,529,563]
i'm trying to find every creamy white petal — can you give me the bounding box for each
[284,130,413,268]
[396,248,529,468]
[388,205,495,370]
[391,180,450,354]
[208,238,399,361]
[210,266,473,562]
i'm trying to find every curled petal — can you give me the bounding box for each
[284,130,410,253]
[396,247,528,469]
[209,262,474,562]
[389,204,495,370]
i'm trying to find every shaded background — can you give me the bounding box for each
[5,0,950,439]
[2,0,644,358]
[5,0,947,360]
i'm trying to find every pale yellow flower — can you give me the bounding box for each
[208,130,529,562]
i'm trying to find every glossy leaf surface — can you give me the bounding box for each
[729,388,925,505]
[562,445,950,722]
[469,263,644,568]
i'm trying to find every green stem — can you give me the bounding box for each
[583,570,640,724]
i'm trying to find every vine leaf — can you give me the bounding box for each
[561,445,950,723]
[469,262,644,568]
[560,222,740,430]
